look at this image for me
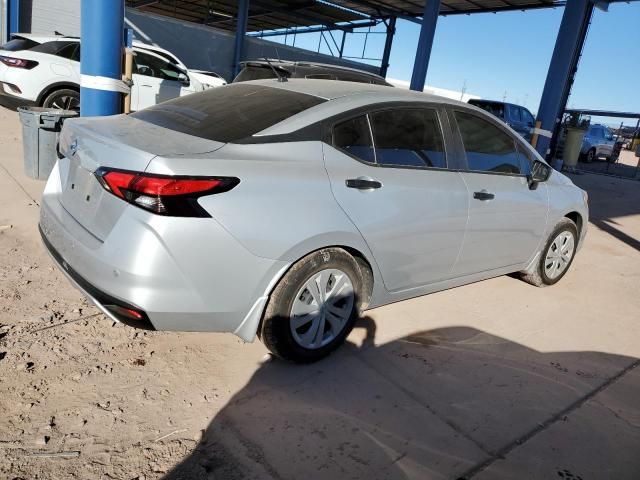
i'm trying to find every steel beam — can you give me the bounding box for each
[233,0,250,77]
[379,16,396,78]
[80,0,124,117]
[7,0,20,36]
[410,0,440,91]
[534,0,594,157]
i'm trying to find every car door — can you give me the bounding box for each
[322,106,469,292]
[603,127,615,156]
[448,108,549,276]
[131,50,188,111]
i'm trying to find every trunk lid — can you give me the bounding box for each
[57,115,225,241]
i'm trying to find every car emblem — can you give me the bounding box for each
[69,140,78,156]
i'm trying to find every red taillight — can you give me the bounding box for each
[0,55,38,69]
[95,168,239,217]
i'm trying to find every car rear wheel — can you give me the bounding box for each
[259,247,364,363]
[520,218,578,287]
[42,88,80,112]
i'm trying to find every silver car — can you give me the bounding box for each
[40,80,588,363]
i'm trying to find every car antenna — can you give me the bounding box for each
[263,57,287,83]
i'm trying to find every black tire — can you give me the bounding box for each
[520,218,578,287]
[260,247,365,363]
[41,88,80,112]
[585,148,596,164]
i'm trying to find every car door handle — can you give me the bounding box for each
[473,190,495,201]
[346,178,382,190]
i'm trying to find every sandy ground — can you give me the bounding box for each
[0,106,639,480]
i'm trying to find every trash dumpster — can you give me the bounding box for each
[18,107,78,180]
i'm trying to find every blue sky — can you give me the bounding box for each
[266,1,640,126]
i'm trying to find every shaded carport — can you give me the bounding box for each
[10,0,634,160]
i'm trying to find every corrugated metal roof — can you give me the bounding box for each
[126,0,565,32]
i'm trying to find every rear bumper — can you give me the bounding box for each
[0,90,37,110]
[40,225,155,330]
[39,161,288,340]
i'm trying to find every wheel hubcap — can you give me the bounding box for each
[544,231,575,279]
[289,268,355,350]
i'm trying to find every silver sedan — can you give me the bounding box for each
[40,80,588,363]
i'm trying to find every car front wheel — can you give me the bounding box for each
[521,218,578,287]
[259,248,365,363]
[585,148,596,163]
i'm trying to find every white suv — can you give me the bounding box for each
[0,34,226,111]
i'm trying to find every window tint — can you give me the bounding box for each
[134,51,184,81]
[469,101,505,120]
[1,37,39,51]
[56,43,79,60]
[132,84,326,143]
[137,47,179,66]
[370,109,445,168]
[30,41,78,57]
[333,115,375,163]
[521,108,534,125]
[233,65,282,82]
[455,111,521,174]
[507,104,521,122]
[516,143,537,176]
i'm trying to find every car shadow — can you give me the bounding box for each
[162,317,639,480]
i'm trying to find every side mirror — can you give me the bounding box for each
[178,71,190,86]
[528,160,551,190]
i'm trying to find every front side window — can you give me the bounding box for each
[134,51,184,81]
[370,109,446,168]
[132,84,326,143]
[333,115,375,164]
[455,111,521,175]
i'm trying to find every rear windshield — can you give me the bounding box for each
[131,84,326,143]
[469,100,505,119]
[1,37,39,51]
[233,65,287,83]
[30,40,78,56]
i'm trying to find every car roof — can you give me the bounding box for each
[241,59,387,81]
[245,79,473,136]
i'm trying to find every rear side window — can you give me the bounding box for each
[1,37,39,51]
[455,111,521,175]
[507,104,521,122]
[30,41,78,57]
[333,115,375,164]
[370,109,445,168]
[521,108,535,125]
[132,84,326,143]
[470,101,505,119]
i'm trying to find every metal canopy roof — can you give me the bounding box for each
[126,0,566,33]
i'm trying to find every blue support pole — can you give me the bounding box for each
[534,0,594,157]
[409,0,441,92]
[379,16,396,78]
[80,0,124,117]
[7,0,20,37]
[233,0,249,78]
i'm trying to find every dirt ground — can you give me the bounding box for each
[1,106,639,480]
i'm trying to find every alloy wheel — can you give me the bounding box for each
[46,93,80,112]
[289,268,355,350]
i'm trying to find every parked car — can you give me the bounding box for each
[580,123,616,163]
[0,34,225,111]
[234,59,392,86]
[40,80,588,363]
[467,99,536,141]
